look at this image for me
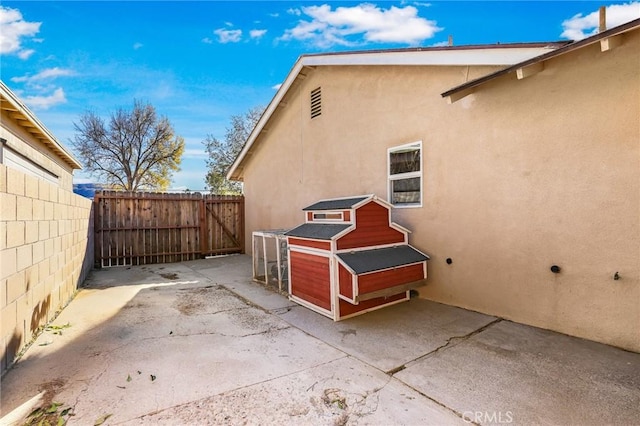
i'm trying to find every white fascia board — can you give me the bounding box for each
[370,194,393,209]
[335,256,357,275]
[301,47,559,67]
[333,224,357,241]
[390,222,411,234]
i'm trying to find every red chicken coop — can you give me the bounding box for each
[285,195,429,320]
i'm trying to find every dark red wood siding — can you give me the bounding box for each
[339,293,407,316]
[336,202,404,250]
[289,251,331,311]
[343,211,351,222]
[307,212,313,221]
[358,263,425,294]
[288,238,331,251]
[338,263,353,299]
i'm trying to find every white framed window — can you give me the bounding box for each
[313,212,343,222]
[388,141,422,207]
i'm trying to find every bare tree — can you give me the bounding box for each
[72,100,185,191]
[203,105,264,194]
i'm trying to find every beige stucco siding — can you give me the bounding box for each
[414,36,640,351]
[244,64,502,230]
[242,33,639,351]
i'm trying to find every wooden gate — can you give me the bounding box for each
[94,191,244,267]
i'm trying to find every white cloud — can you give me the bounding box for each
[561,2,640,40]
[287,8,302,16]
[133,42,143,50]
[169,169,209,190]
[182,148,209,159]
[0,6,41,57]
[280,3,441,47]
[214,28,242,43]
[250,29,267,39]
[17,48,35,59]
[430,40,450,47]
[73,176,94,184]
[272,83,282,90]
[23,87,66,110]
[202,37,213,44]
[11,67,74,84]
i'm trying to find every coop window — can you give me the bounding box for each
[388,141,422,207]
[313,212,343,222]
[310,87,321,119]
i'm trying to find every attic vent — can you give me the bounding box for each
[310,87,321,119]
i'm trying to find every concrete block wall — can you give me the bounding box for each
[0,165,94,372]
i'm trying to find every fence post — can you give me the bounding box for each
[239,196,245,254]
[93,191,102,268]
[199,196,207,258]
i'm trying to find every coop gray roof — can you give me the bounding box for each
[285,223,351,240]
[303,196,370,211]
[336,245,429,274]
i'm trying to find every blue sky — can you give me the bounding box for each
[1,1,639,190]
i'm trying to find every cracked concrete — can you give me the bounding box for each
[276,294,498,373]
[1,254,639,425]
[137,356,457,426]
[403,318,505,368]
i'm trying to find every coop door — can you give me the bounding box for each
[289,250,331,311]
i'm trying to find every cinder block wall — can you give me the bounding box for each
[0,165,94,372]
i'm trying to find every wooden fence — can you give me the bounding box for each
[94,191,244,267]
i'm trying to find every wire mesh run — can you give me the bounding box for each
[252,230,289,293]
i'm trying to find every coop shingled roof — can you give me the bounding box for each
[285,223,351,240]
[337,246,429,274]
[302,196,370,211]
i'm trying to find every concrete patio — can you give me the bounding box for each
[1,254,638,425]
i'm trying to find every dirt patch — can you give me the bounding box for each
[319,389,350,426]
[173,287,211,315]
[20,378,72,425]
[234,307,268,331]
[338,329,357,339]
[39,378,66,407]
[159,273,179,280]
[138,384,367,425]
[122,302,145,309]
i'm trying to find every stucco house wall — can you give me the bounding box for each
[242,63,503,232]
[234,27,639,351]
[1,82,93,372]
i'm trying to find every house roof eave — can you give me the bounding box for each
[441,18,640,103]
[0,81,83,170]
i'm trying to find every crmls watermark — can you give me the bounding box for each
[462,410,514,424]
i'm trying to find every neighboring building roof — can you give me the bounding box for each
[285,223,351,240]
[336,245,429,275]
[0,81,82,169]
[303,195,370,211]
[441,18,640,103]
[227,42,568,181]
